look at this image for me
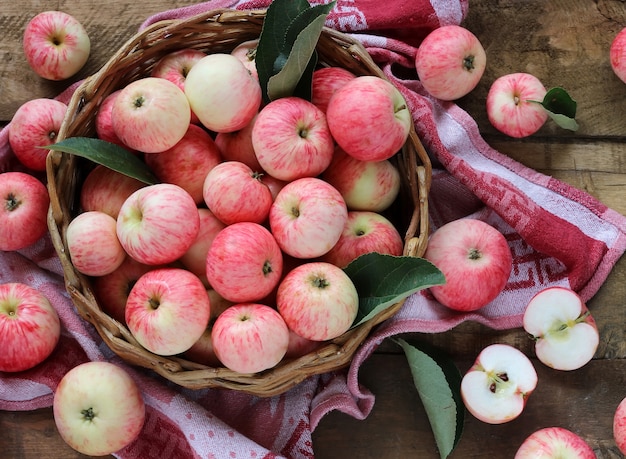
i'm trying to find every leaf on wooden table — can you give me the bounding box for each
[541,87,579,131]
[395,338,464,459]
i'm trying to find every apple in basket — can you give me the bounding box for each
[0,283,61,372]
[326,75,412,162]
[320,146,401,212]
[615,396,626,455]
[311,66,356,113]
[277,261,359,341]
[461,343,538,424]
[230,39,260,80]
[322,211,404,269]
[53,361,145,456]
[125,267,211,356]
[0,171,50,251]
[214,115,263,171]
[269,177,348,259]
[8,97,68,171]
[184,53,262,133]
[22,10,90,81]
[179,208,226,284]
[252,96,335,181]
[514,427,596,459]
[423,218,513,312]
[486,72,549,138]
[523,287,600,371]
[415,24,486,101]
[95,90,128,148]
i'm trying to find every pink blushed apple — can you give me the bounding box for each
[0,171,50,251]
[326,75,411,162]
[53,361,145,456]
[151,48,207,125]
[206,222,283,303]
[184,53,262,133]
[144,124,222,204]
[203,161,273,225]
[320,147,401,212]
[0,283,61,372]
[515,427,596,459]
[211,303,290,374]
[614,396,626,455]
[461,344,538,424]
[95,90,133,149]
[610,27,626,84]
[230,39,259,80]
[67,211,126,277]
[125,267,211,355]
[285,328,323,359]
[80,165,144,218]
[8,98,68,171]
[276,261,359,341]
[112,77,191,153]
[179,208,226,283]
[311,66,356,113]
[116,183,200,265]
[415,25,486,101]
[214,115,263,171]
[23,11,90,81]
[322,211,404,268]
[486,72,549,138]
[424,218,512,312]
[269,177,348,259]
[252,96,335,181]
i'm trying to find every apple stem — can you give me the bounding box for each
[148,298,160,310]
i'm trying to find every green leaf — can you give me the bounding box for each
[344,253,445,328]
[541,87,579,132]
[44,137,158,185]
[395,338,464,459]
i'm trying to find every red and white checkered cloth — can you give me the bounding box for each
[3,1,626,457]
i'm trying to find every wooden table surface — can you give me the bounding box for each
[1,1,626,458]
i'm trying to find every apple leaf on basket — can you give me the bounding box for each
[256,0,335,103]
[44,137,159,185]
[343,253,445,328]
[395,338,464,459]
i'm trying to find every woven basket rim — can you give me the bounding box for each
[45,7,432,397]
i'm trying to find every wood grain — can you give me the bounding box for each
[1,0,625,457]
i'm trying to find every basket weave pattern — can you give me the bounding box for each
[46,8,432,397]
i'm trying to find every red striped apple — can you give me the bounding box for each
[515,427,596,459]
[610,27,626,84]
[311,66,356,113]
[615,396,626,455]
[230,39,259,80]
[214,115,263,171]
[79,165,144,218]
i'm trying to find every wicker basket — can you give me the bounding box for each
[46,8,432,397]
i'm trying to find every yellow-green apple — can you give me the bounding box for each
[179,208,226,285]
[92,256,155,325]
[486,72,549,138]
[8,98,67,171]
[320,146,401,212]
[251,96,335,181]
[461,344,538,424]
[125,267,211,355]
[183,289,233,367]
[326,75,411,162]
[322,211,404,268]
[211,303,290,373]
[66,211,126,277]
[424,218,512,311]
[151,48,207,125]
[53,361,145,456]
[523,287,599,371]
[79,165,144,218]
[112,77,191,153]
[269,177,348,259]
[230,39,259,80]
[276,261,359,341]
[203,161,273,225]
[0,283,60,372]
[311,66,356,113]
[116,183,200,265]
[214,115,263,171]
[184,53,261,132]
[143,124,222,204]
[0,172,50,251]
[415,25,486,101]
[515,427,596,459]
[610,27,626,84]
[22,11,90,81]
[206,222,283,303]
[615,396,626,455]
